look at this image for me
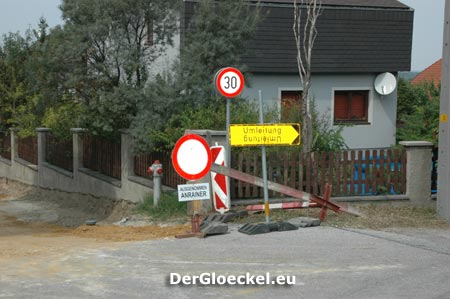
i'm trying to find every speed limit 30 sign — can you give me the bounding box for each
[215,67,244,98]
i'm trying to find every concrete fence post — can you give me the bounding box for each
[36,128,50,186]
[71,128,86,179]
[399,141,434,207]
[120,129,134,182]
[9,128,18,161]
[36,128,50,166]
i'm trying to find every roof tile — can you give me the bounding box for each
[411,59,442,87]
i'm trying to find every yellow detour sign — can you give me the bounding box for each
[229,123,301,146]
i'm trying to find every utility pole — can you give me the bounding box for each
[437,0,450,220]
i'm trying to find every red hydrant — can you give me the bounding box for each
[147,160,163,207]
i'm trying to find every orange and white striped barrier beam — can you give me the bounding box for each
[210,163,362,218]
[246,201,318,211]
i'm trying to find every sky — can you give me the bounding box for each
[0,0,62,36]
[399,0,446,71]
[0,0,446,71]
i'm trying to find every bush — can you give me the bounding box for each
[280,98,348,152]
[311,107,348,152]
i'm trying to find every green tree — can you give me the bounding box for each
[0,52,18,132]
[177,0,261,108]
[0,18,85,138]
[0,28,42,135]
[397,80,440,144]
[397,78,429,120]
[1,1,180,139]
[60,0,178,88]
[130,73,182,152]
[55,0,178,137]
[131,0,262,152]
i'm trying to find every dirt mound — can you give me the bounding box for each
[71,223,191,241]
[0,178,135,227]
[0,177,34,199]
[0,178,192,265]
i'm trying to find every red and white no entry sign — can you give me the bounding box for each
[172,134,212,181]
[215,67,245,98]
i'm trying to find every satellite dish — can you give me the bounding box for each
[374,72,397,96]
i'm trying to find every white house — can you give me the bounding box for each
[154,0,414,149]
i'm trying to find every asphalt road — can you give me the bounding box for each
[2,225,450,299]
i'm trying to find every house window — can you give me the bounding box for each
[334,90,369,124]
[281,90,302,121]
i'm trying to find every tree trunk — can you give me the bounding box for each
[293,0,321,153]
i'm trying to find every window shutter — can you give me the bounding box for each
[281,91,302,108]
[351,92,367,120]
[334,92,349,120]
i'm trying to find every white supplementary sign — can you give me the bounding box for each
[177,183,211,202]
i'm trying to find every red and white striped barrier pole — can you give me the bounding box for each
[210,145,230,213]
[246,201,318,211]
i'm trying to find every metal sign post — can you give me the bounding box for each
[214,67,245,165]
[226,99,231,185]
[214,67,245,216]
[258,90,270,225]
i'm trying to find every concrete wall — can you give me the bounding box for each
[0,130,38,186]
[0,129,155,203]
[0,129,436,208]
[241,73,398,149]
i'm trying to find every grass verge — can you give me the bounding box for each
[136,192,188,222]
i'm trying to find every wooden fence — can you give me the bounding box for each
[0,133,11,160]
[82,135,121,179]
[230,148,406,198]
[18,136,38,165]
[134,151,185,187]
[45,134,73,172]
[133,148,407,199]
